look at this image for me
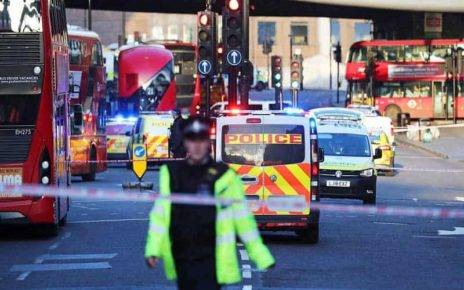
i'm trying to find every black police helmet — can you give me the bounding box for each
[182,116,211,140]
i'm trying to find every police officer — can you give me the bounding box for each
[169,108,189,158]
[145,116,275,290]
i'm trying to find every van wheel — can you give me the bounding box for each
[296,222,319,244]
[82,148,97,182]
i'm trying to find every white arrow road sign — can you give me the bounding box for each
[198,60,212,75]
[438,227,464,236]
[227,50,242,66]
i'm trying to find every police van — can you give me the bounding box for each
[126,112,175,167]
[215,110,323,243]
[308,108,382,205]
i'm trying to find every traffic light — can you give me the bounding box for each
[197,10,217,76]
[333,42,342,63]
[271,56,282,89]
[291,58,302,90]
[223,0,243,69]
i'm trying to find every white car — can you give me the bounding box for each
[348,105,395,144]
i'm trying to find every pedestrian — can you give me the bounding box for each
[168,108,189,158]
[145,116,275,290]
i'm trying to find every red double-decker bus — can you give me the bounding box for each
[346,39,464,121]
[118,44,176,115]
[68,27,107,181]
[0,0,70,234]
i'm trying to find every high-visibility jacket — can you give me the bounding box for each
[145,165,275,285]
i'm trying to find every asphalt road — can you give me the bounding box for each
[0,144,463,290]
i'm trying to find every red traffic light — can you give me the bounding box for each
[228,0,240,11]
[291,61,300,70]
[199,13,209,26]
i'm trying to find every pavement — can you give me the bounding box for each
[1,144,463,290]
[396,126,464,161]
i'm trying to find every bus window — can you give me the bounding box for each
[350,47,368,62]
[405,45,428,62]
[378,83,402,98]
[351,82,368,103]
[0,0,42,33]
[404,82,431,98]
[92,42,104,66]
[69,40,83,65]
[378,46,404,62]
[430,45,450,61]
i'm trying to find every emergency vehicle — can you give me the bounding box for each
[309,108,382,205]
[106,117,137,160]
[215,110,323,243]
[127,112,175,167]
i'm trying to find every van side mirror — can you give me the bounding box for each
[374,148,383,160]
[318,148,325,163]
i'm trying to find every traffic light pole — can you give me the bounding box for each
[239,0,250,109]
[87,0,92,30]
[229,69,238,107]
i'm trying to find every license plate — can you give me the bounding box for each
[327,180,350,187]
[0,168,23,198]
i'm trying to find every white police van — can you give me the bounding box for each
[308,108,382,205]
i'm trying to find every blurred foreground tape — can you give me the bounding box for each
[0,183,463,219]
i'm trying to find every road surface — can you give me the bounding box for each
[0,145,463,290]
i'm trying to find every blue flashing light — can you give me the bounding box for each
[309,118,317,135]
[114,115,137,124]
[115,115,125,123]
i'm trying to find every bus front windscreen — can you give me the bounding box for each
[0,95,40,126]
[0,0,42,33]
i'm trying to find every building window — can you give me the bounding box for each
[330,19,340,44]
[291,23,308,45]
[258,21,276,45]
[167,25,179,41]
[182,25,194,43]
[355,22,372,41]
[152,26,164,40]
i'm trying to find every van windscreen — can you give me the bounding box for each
[318,133,371,157]
[222,125,305,166]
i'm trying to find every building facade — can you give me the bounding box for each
[66,9,371,89]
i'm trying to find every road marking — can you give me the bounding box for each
[48,242,59,250]
[438,227,464,236]
[69,218,148,224]
[456,197,464,202]
[11,262,112,272]
[239,249,249,261]
[243,286,253,290]
[242,264,252,279]
[39,253,118,261]
[373,221,409,226]
[413,235,458,239]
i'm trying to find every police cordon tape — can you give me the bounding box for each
[66,158,464,174]
[1,183,463,219]
[68,157,185,164]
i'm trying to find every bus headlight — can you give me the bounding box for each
[42,161,50,170]
[34,66,42,75]
[41,176,50,185]
[360,169,374,177]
